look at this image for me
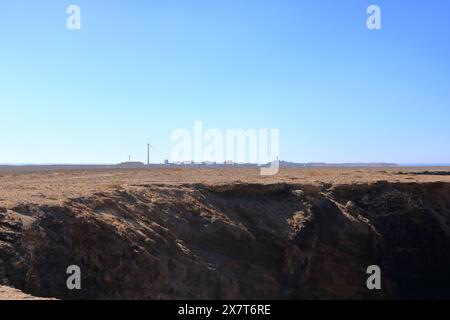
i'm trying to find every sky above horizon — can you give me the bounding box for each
[1,0,449,164]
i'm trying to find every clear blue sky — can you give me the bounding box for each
[1,0,449,164]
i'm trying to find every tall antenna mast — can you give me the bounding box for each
[147,142,153,166]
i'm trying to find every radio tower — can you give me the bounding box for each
[147,142,153,166]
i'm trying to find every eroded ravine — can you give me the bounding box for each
[1,182,450,299]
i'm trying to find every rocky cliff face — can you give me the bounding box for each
[1,182,450,299]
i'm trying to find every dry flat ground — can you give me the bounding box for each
[1,167,449,207]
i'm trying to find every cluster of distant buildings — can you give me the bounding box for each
[116,160,399,169]
[116,160,255,168]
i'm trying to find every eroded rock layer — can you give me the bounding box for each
[1,182,450,299]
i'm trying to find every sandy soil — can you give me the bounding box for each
[0,285,54,300]
[1,167,449,207]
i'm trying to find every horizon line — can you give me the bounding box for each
[1,162,450,167]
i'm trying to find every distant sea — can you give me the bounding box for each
[399,163,450,167]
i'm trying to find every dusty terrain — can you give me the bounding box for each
[1,167,450,299]
[1,167,450,207]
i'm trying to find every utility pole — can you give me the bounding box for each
[146,142,153,166]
